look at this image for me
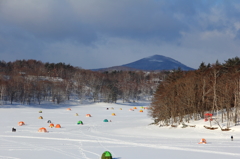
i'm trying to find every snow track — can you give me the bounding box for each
[0,137,82,159]
[1,135,240,157]
[0,156,20,159]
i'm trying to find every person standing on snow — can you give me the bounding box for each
[231,136,233,141]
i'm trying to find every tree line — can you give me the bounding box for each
[0,59,165,105]
[149,57,240,128]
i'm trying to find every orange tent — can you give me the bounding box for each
[55,124,61,128]
[49,123,54,128]
[144,107,148,109]
[139,110,143,112]
[198,138,207,144]
[38,127,47,133]
[66,108,71,111]
[112,113,116,116]
[133,107,137,109]
[18,121,25,126]
[86,114,91,117]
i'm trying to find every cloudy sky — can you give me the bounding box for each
[1,0,240,69]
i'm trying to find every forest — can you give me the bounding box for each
[0,59,165,105]
[149,57,240,128]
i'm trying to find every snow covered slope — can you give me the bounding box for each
[0,101,239,159]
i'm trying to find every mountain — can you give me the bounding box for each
[93,55,195,72]
[122,55,194,71]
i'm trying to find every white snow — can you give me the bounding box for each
[0,101,239,159]
[149,60,163,63]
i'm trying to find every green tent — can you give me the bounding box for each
[101,151,112,159]
[77,121,83,125]
[39,110,42,113]
[103,119,108,122]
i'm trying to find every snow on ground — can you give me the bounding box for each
[0,101,239,159]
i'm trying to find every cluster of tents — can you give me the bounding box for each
[49,123,61,128]
[12,106,209,159]
[102,106,148,124]
[128,106,148,112]
[106,106,148,113]
[14,106,148,133]
[13,106,149,158]
[14,109,66,133]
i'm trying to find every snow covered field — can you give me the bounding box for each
[0,101,239,159]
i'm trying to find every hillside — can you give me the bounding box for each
[122,55,194,71]
[0,59,163,105]
[93,55,195,71]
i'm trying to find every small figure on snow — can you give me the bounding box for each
[12,127,16,132]
[231,136,233,141]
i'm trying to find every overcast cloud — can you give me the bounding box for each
[1,0,240,69]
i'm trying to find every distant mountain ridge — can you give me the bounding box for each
[93,55,194,72]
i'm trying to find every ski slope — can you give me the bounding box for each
[0,101,239,159]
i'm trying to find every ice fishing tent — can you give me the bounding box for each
[47,120,51,123]
[120,108,122,110]
[18,121,25,126]
[103,119,108,122]
[101,151,112,159]
[204,113,213,121]
[75,113,78,116]
[39,110,42,113]
[49,123,54,128]
[129,108,134,111]
[38,127,47,132]
[66,108,71,111]
[111,113,116,116]
[86,114,91,117]
[38,116,43,119]
[139,110,143,112]
[55,124,61,128]
[198,138,207,144]
[133,107,137,109]
[77,121,83,125]
[144,107,148,109]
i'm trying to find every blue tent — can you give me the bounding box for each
[103,119,108,122]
